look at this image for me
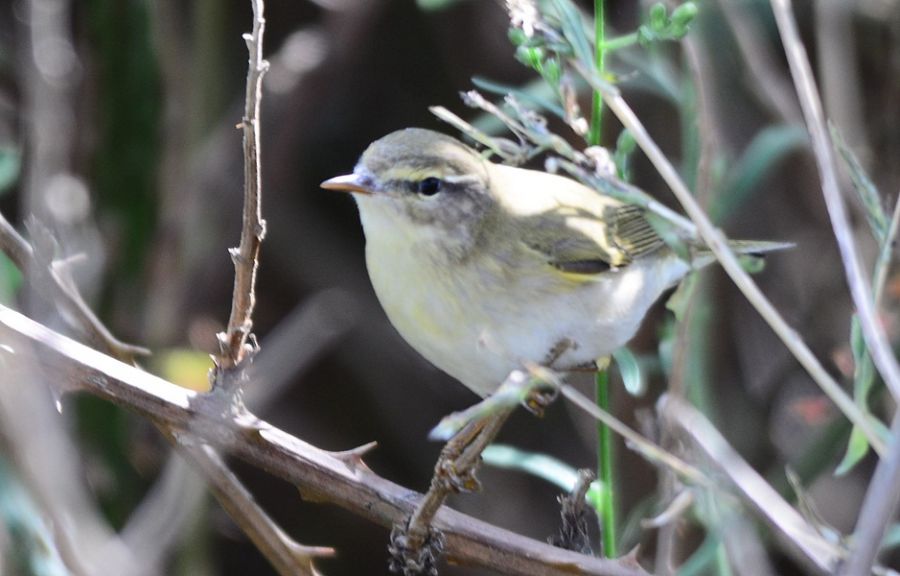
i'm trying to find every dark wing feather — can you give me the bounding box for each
[525,204,665,276]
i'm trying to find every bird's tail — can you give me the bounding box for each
[691,239,794,269]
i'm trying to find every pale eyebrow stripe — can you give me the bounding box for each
[443,174,481,185]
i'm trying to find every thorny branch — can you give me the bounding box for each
[0,211,148,362]
[0,304,650,576]
[173,438,335,576]
[0,211,332,575]
[219,0,269,369]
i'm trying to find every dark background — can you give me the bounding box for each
[2,0,899,574]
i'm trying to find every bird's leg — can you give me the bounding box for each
[567,360,600,372]
[389,408,513,575]
[549,469,597,555]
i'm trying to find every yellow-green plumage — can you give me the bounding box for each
[322,128,785,397]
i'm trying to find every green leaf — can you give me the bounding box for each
[737,253,767,274]
[613,347,645,396]
[645,211,691,261]
[0,253,22,305]
[0,148,21,195]
[831,123,887,242]
[416,0,465,10]
[508,28,528,47]
[613,129,636,181]
[471,76,565,119]
[549,0,593,67]
[836,315,881,475]
[677,534,722,576]
[649,3,667,31]
[0,461,69,576]
[715,125,807,221]
[483,444,604,510]
[666,272,698,322]
[882,523,900,551]
[671,2,699,30]
[835,425,870,476]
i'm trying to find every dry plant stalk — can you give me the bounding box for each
[219,0,269,369]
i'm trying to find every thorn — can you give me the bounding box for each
[641,489,693,528]
[621,544,643,568]
[332,441,378,472]
[292,544,337,560]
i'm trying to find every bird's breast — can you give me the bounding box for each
[362,218,686,396]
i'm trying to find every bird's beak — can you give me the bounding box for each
[320,173,375,195]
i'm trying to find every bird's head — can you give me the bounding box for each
[322,128,496,260]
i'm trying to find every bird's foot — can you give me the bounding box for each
[388,517,445,576]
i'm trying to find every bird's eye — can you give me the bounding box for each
[416,177,442,197]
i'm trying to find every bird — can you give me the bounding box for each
[322,128,784,398]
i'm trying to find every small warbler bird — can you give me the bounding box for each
[322,128,782,398]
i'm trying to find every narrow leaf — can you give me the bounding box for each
[831,123,887,241]
[0,148,21,195]
[715,125,807,221]
[549,0,594,67]
[613,347,645,396]
[483,444,604,509]
[835,426,870,476]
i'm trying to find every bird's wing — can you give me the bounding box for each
[521,203,666,275]
[489,163,666,276]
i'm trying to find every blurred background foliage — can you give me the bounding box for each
[1,0,899,574]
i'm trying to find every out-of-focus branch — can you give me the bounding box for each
[1,209,318,574]
[0,213,149,362]
[219,0,269,369]
[0,314,147,576]
[658,395,844,575]
[770,0,900,402]
[174,439,335,576]
[717,0,802,125]
[0,304,650,576]
[839,414,900,576]
[575,65,886,456]
[815,0,869,160]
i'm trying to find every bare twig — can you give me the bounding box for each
[839,414,900,576]
[0,212,149,361]
[675,10,717,208]
[246,289,358,411]
[874,190,900,309]
[219,0,269,369]
[658,395,844,575]
[21,0,78,228]
[0,304,650,576]
[176,439,334,576]
[770,0,900,401]
[841,180,900,570]
[717,0,802,125]
[574,64,887,456]
[815,0,869,160]
[2,207,320,575]
[120,456,206,573]
[559,384,710,487]
[0,321,146,576]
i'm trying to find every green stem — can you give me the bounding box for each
[603,32,639,52]
[596,369,618,557]
[592,0,616,557]
[589,0,606,146]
